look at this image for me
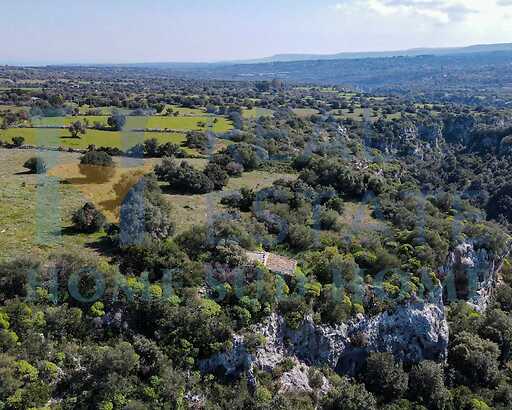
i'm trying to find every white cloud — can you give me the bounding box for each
[333,0,482,24]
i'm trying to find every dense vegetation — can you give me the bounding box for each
[1,64,512,409]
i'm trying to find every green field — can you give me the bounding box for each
[163,104,206,116]
[0,128,191,150]
[143,114,233,133]
[77,105,132,115]
[31,116,109,127]
[28,114,233,133]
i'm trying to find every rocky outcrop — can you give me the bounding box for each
[369,119,444,159]
[440,241,511,312]
[199,287,448,393]
[200,239,511,394]
[418,122,443,148]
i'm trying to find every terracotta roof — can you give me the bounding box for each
[245,251,296,276]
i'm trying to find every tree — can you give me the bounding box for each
[11,136,24,147]
[68,120,86,138]
[23,157,47,174]
[479,309,512,363]
[158,142,184,158]
[185,131,209,152]
[362,352,409,401]
[224,143,267,171]
[287,224,314,251]
[144,138,159,157]
[487,184,512,223]
[154,157,214,194]
[449,331,501,387]
[119,174,175,247]
[72,202,106,233]
[107,113,126,131]
[322,377,377,410]
[49,94,64,106]
[203,162,229,190]
[408,361,450,410]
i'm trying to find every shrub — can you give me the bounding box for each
[487,184,512,223]
[72,202,106,233]
[224,143,267,170]
[12,136,25,147]
[203,162,229,190]
[225,161,244,176]
[118,174,175,247]
[325,196,344,213]
[175,225,208,260]
[23,157,47,174]
[0,257,41,300]
[308,368,324,390]
[185,131,209,152]
[155,157,214,194]
[119,238,188,281]
[319,208,340,230]
[287,224,314,251]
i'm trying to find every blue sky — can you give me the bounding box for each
[2,0,512,64]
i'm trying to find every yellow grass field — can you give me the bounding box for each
[48,160,156,223]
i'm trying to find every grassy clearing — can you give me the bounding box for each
[48,159,156,223]
[0,147,297,262]
[141,115,233,132]
[0,149,110,262]
[0,105,29,113]
[339,202,389,234]
[28,114,232,133]
[292,108,319,118]
[165,170,296,233]
[242,108,274,119]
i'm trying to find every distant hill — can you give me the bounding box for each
[230,43,512,64]
[148,50,512,95]
[43,43,512,95]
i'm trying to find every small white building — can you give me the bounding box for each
[245,251,297,277]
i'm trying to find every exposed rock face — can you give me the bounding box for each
[368,119,444,159]
[278,361,332,395]
[200,287,448,392]
[418,122,443,148]
[200,240,510,394]
[440,241,509,312]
